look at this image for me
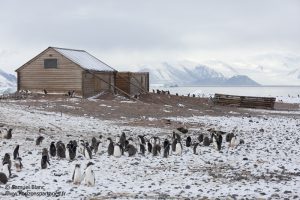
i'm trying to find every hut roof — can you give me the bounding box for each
[53,47,116,72]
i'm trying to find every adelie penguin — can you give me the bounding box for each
[193,143,200,155]
[36,136,45,146]
[152,138,161,156]
[56,141,66,159]
[2,128,12,139]
[2,153,11,178]
[211,132,222,151]
[72,164,81,185]
[113,143,123,158]
[120,132,126,148]
[163,139,171,158]
[107,138,114,156]
[42,148,50,163]
[91,137,101,154]
[175,140,183,156]
[83,142,93,159]
[83,162,95,187]
[66,140,77,160]
[203,136,210,146]
[186,136,192,147]
[147,140,152,153]
[14,157,23,172]
[49,142,56,157]
[41,155,50,169]
[126,144,137,157]
[13,145,20,160]
[198,134,204,143]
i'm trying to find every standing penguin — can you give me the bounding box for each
[56,141,66,159]
[67,140,77,160]
[120,132,126,148]
[107,138,114,156]
[163,139,171,158]
[147,140,152,153]
[72,164,82,185]
[175,140,183,156]
[42,148,50,163]
[83,143,93,159]
[14,157,23,172]
[41,155,50,169]
[113,143,122,158]
[49,142,56,157]
[230,135,240,149]
[139,144,146,155]
[83,162,95,186]
[66,144,71,161]
[13,145,20,160]
[172,138,177,152]
[186,136,192,147]
[2,153,11,177]
[152,138,161,156]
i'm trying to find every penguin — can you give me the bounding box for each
[13,145,20,160]
[172,132,181,141]
[78,140,85,155]
[42,148,50,163]
[41,155,50,169]
[83,143,93,159]
[107,138,114,156]
[138,135,146,145]
[147,141,152,153]
[172,138,177,152]
[127,144,137,157]
[36,136,45,145]
[163,140,170,158]
[83,162,95,186]
[175,140,183,155]
[152,144,161,156]
[186,136,192,147]
[203,136,210,146]
[193,143,200,155]
[91,137,97,150]
[72,164,81,185]
[198,134,204,143]
[211,132,218,150]
[3,128,12,139]
[2,153,11,177]
[120,132,126,148]
[68,140,77,160]
[139,144,146,155]
[49,142,56,157]
[2,164,11,178]
[113,143,122,158]
[226,132,234,143]
[14,157,23,172]
[230,135,240,149]
[0,172,8,184]
[56,141,66,159]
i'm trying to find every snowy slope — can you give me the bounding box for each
[0,102,299,199]
[0,69,17,94]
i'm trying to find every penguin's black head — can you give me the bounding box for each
[17,157,22,161]
[99,135,103,139]
[51,141,55,145]
[75,164,80,168]
[4,153,10,159]
[107,137,112,142]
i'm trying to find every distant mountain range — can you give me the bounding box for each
[139,62,260,86]
[0,69,17,93]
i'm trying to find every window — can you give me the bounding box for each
[44,59,58,68]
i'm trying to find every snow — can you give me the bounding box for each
[0,103,300,199]
[54,47,116,72]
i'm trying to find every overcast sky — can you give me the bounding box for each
[0,0,299,78]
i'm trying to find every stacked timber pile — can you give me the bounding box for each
[213,93,276,110]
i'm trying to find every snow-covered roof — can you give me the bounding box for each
[53,47,116,72]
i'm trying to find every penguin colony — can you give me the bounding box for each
[0,126,244,186]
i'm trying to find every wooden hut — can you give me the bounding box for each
[15,47,149,98]
[116,72,149,95]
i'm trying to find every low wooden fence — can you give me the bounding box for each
[213,93,276,109]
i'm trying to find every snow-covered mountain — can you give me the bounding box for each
[139,62,259,86]
[0,69,17,94]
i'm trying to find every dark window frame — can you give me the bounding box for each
[44,59,58,69]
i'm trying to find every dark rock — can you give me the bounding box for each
[185,185,191,189]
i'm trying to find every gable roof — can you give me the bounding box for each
[16,47,117,72]
[53,47,116,72]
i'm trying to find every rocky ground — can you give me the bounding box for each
[0,93,300,199]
